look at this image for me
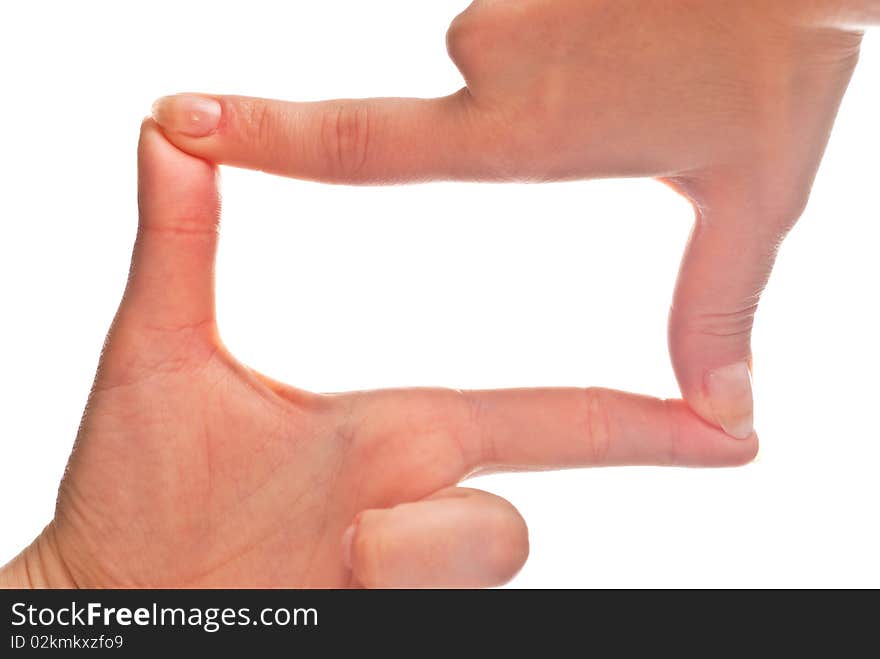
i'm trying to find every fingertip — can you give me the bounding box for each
[137,117,219,226]
[665,399,760,467]
[481,498,530,586]
[734,433,760,466]
[138,115,174,150]
[151,93,221,138]
[705,361,755,440]
[137,116,160,157]
[138,115,217,174]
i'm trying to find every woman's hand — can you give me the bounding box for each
[150,0,871,441]
[0,121,755,588]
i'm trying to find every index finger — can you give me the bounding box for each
[150,92,489,184]
[353,387,758,478]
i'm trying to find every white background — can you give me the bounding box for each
[1,1,878,587]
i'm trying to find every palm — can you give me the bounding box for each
[58,341,325,585]
[59,334,479,586]
[43,122,755,588]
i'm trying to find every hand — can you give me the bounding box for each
[149,0,871,441]
[0,121,754,588]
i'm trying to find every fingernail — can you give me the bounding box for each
[706,361,754,440]
[151,94,221,137]
[341,517,360,570]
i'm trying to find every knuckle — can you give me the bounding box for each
[459,390,493,471]
[582,388,612,465]
[768,189,810,230]
[139,208,220,237]
[745,177,812,232]
[234,99,274,150]
[445,10,485,69]
[688,303,758,340]
[446,3,507,71]
[320,103,373,179]
[743,171,813,232]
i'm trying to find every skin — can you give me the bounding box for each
[149,0,873,441]
[2,0,876,588]
[0,122,754,589]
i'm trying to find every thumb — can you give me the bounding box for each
[150,91,488,184]
[668,181,797,439]
[342,488,529,588]
[117,119,221,334]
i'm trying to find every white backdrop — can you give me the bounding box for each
[1,1,878,587]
